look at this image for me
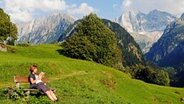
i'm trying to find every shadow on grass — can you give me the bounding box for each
[30,92,45,98]
[56,49,64,55]
[56,49,71,58]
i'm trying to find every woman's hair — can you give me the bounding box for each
[30,65,37,73]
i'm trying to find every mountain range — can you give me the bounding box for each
[146,13,184,86]
[117,9,176,53]
[17,13,74,44]
[146,13,184,68]
[17,10,176,54]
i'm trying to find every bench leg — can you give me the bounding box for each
[25,90,30,101]
[15,82,20,88]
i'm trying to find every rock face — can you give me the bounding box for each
[17,13,74,44]
[146,13,184,68]
[146,13,184,86]
[102,19,144,66]
[117,10,176,53]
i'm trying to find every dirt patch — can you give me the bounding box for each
[101,72,116,90]
[0,44,7,52]
[51,71,88,81]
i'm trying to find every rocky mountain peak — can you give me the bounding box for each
[146,16,184,67]
[17,13,74,44]
[116,10,176,53]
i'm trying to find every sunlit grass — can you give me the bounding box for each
[0,44,184,104]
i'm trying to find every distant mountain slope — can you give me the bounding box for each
[17,13,74,44]
[117,10,176,53]
[102,19,144,66]
[146,14,184,86]
[146,14,184,68]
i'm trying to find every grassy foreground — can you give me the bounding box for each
[0,44,184,104]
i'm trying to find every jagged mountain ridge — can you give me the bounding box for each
[146,15,184,67]
[17,13,75,44]
[117,9,176,53]
[145,13,184,86]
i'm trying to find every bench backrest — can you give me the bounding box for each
[14,76,49,83]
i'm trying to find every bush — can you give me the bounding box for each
[3,87,29,101]
[0,8,17,43]
[2,86,51,104]
[130,64,170,86]
[17,43,31,47]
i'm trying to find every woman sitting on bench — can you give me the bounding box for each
[28,65,58,102]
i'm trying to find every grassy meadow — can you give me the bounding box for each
[0,44,184,104]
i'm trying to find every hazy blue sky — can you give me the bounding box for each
[0,0,122,23]
[0,0,184,23]
[65,0,123,19]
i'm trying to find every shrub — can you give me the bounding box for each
[3,87,29,101]
[130,64,170,86]
[2,86,50,104]
[17,43,31,47]
[0,8,17,44]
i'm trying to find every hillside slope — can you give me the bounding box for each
[0,45,184,104]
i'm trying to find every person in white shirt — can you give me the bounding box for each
[28,65,58,102]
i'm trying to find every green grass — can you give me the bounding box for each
[0,44,184,104]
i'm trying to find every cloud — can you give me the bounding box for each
[122,0,184,15]
[8,9,33,23]
[3,0,66,23]
[2,0,95,23]
[122,0,132,7]
[4,0,66,12]
[67,3,95,18]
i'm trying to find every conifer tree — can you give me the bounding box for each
[63,14,122,68]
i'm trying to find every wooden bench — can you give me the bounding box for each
[14,76,51,95]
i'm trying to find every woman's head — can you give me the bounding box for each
[30,65,38,73]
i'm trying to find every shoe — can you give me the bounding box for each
[54,99,59,102]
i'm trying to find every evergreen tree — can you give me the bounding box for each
[62,14,122,68]
[0,8,17,44]
[130,64,170,86]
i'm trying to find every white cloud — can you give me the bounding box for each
[9,9,32,23]
[123,0,132,7]
[2,0,95,23]
[67,3,95,18]
[122,0,184,15]
[3,0,66,23]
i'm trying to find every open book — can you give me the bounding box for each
[36,72,45,84]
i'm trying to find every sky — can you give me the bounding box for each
[0,0,122,23]
[0,0,184,24]
[122,0,184,15]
